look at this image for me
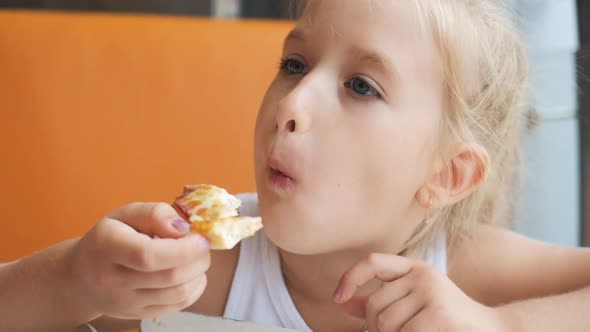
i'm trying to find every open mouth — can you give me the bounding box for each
[270,167,292,180]
[268,164,295,189]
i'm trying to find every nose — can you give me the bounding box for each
[275,79,315,134]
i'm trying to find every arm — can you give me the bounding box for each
[448,225,590,331]
[1,194,249,332]
[497,286,590,332]
[0,239,100,332]
[0,242,147,332]
[448,225,590,305]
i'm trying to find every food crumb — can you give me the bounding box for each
[152,317,166,327]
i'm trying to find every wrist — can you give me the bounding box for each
[58,238,102,326]
[0,239,102,332]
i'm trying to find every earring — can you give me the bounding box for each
[423,196,433,224]
[399,193,436,254]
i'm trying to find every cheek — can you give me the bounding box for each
[264,123,425,253]
[253,87,280,161]
[368,123,434,199]
[315,116,432,226]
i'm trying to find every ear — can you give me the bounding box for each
[416,143,490,208]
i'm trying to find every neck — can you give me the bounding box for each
[275,211,424,330]
[279,240,402,307]
[277,209,425,306]
[279,247,377,332]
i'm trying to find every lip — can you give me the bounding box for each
[267,158,296,181]
[266,157,297,190]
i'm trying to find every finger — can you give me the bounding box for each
[372,292,424,332]
[140,275,207,318]
[342,278,413,325]
[364,278,413,326]
[108,202,192,238]
[137,275,204,306]
[103,221,209,271]
[342,296,367,319]
[335,254,413,304]
[121,234,209,272]
[116,253,210,289]
[398,304,429,332]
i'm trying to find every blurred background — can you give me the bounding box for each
[0,0,588,259]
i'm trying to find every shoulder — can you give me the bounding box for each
[447,224,590,305]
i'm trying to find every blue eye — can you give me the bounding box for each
[345,77,380,98]
[280,58,307,75]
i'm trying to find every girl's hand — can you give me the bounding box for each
[66,202,211,320]
[334,254,508,332]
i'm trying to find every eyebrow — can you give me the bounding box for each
[284,29,398,79]
[352,47,398,78]
[285,29,305,43]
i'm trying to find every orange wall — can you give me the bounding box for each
[0,10,292,261]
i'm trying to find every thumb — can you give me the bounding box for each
[342,296,367,319]
[108,202,192,239]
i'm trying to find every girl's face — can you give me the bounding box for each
[254,0,446,254]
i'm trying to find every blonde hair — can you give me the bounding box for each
[293,0,529,257]
[406,0,529,257]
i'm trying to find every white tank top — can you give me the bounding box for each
[223,193,448,331]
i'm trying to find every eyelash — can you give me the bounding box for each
[279,57,382,99]
[344,78,381,99]
[279,57,306,75]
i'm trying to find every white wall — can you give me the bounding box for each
[513,0,580,246]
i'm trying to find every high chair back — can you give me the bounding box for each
[0,10,292,260]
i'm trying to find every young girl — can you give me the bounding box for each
[2,0,590,331]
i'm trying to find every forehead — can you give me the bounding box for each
[295,0,443,88]
[298,0,427,48]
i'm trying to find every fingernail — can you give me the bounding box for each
[172,218,191,233]
[333,287,343,302]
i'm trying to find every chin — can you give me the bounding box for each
[255,171,362,255]
[264,227,332,255]
[258,202,348,255]
[256,200,311,253]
